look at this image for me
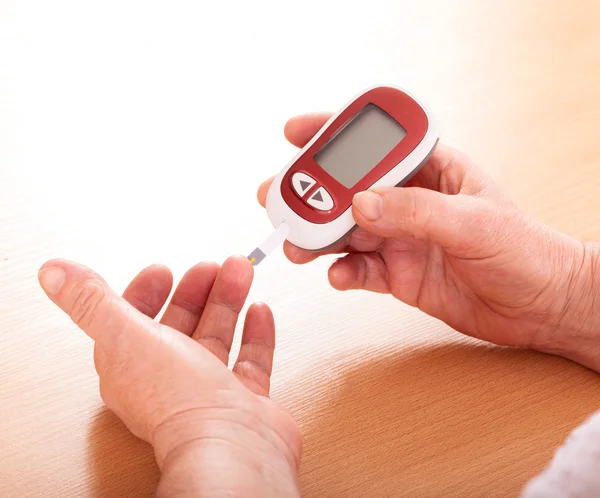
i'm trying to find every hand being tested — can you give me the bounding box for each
[258,113,600,371]
[38,256,301,497]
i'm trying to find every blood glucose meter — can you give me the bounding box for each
[248,85,439,265]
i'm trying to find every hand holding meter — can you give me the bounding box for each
[248,85,439,264]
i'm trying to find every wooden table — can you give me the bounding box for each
[2,1,600,496]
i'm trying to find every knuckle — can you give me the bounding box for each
[403,189,421,228]
[236,358,271,379]
[391,188,434,239]
[358,255,370,289]
[70,278,108,328]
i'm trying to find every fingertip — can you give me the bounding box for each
[142,263,174,284]
[352,191,384,223]
[37,259,139,345]
[38,258,84,297]
[145,262,172,273]
[283,112,333,148]
[248,300,272,312]
[247,301,275,325]
[257,177,274,208]
[179,260,221,287]
[328,259,355,291]
[122,264,174,318]
[39,257,67,272]
[226,254,253,265]
[239,302,276,369]
[283,242,318,264]
[188,260,221,275]
[39,265,67,297]
[283,115,303,143]
[283,242,302,263]
[221,255,255,286]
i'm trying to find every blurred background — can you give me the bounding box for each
[1,1,600,496]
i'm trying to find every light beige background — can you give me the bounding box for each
[1,0,600,496]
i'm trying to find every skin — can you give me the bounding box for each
[258,113,600,371]
[38,113,600,496]
[38,257,301,497]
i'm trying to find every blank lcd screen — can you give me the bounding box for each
[313,104,407,188]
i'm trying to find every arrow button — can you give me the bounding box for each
[291,172,316,197]
[307,187,334,211]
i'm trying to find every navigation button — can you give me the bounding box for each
[307,187,334,211]
[291,172,316,197]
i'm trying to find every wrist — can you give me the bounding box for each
[533,241,600,371]
[152,406,300,497]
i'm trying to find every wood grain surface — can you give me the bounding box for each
[2,1,600,496]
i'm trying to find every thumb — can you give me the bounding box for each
[38,259,149,348]
[352,187,497,256]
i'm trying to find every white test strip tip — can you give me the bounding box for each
[247,222,291,266]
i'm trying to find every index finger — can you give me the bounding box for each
[192,256,254,364]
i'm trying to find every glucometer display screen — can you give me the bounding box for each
[313,104,407,188]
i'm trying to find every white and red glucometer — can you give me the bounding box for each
[265,85,439,252]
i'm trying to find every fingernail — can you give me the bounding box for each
[39,266,66,296]
[353,191,383,221]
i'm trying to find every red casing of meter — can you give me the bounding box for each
[280,86,429,224]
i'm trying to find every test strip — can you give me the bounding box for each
[247,222,290,266]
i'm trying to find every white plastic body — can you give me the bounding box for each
[265,85,440,251]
